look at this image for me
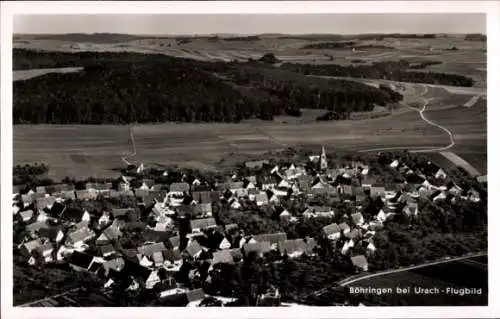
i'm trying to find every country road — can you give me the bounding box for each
[121,125,136,166]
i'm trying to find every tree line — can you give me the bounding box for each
[280,60,474,87]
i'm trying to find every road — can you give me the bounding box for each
[121,125,136,166]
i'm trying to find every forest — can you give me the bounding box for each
[281,60,474,87]
[13,49,402,124]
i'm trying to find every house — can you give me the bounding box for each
[185,288,206,307]
[323,223,341,241]
[98,211,111,229]
[67,227,95,248]
[96,225,123,245]
[211,250,235,266]
[278,238,316,257]
[111,208,135,219]
[224,223,239,233]
[19,239,43,258]
[75,190,94,201]
[243,241,272,257]
[152,251,165,267]
[35,242,55,263]
[35,196,57,210]
[184,240,203,258]
[339,222,351,235]
[38,227,65,243]
[60,190,76,201]
[362,240,377,253]
[218,237,232,249]
[430,190,447,202]
[476,175,487,184]
[102,258,126,276]
[351,212,364,226]
[169,236,181,250]
[255,193,269,206]
[277,207,292,222]
[260,175,280,190]
[303,206,334,218]
[228,182,246,197]
[403,202,419,216]
[376,209,387,222]
[228,198,242,210]
[190,218,217,233]
[169,182,190,195]
[370,187,386,199]
[26,220,49,234]
[100,244,116,257]
[252,232,287,249]
[191,191,212,204]
[257,287,281,306]
[447,182,463,196]
[389,159,399,168]
[467,188,481,202]
[163,249,183,271]
[138,242,167,258]
[341,239,355,255]
[18,209,34,222]
[351,255,369,272]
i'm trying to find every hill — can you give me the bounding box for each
[13,49,402,124]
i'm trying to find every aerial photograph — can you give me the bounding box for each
[11,13,487,307]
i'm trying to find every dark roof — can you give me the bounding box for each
[163,249,182,262]
[169,236,181,248]
[100,244,116,255]
[278,238,316,255]
[111,208,135,218]
[137,242,167,257]
[69,251,94,269]
[37,227,62,241]
[212,250,234,265]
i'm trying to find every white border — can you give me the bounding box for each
[1,1,499,319]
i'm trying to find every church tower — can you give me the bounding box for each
[320,146,328,170]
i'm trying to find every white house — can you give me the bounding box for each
[341,239,355,255]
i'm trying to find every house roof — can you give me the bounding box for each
[169,236,181,248]
[370,187,386,197]
[26,221,49,233]
[69,251,94,269]
[323,223,341,235]
[351,255,368,268]
[186,288,205,303]
[163,248,182,262]
[111,208,134,218]
[226,248,244,261]
[185,240,203,257]
[255,193,268,203]
[212,250,234,265]
[192,191,212,204]
[68,227,94,244]
[351,212,363,224]
[339,222,350,231]
[253,232,287,245]
[229,182,244,190]
[190,218,217,230]
[35,196,56,210]
[75,190,93,200]
[37,227,62,240]
[194,203,212,215]
[19,209,34,220]
[102,258,125,274]
[152,251,164,263]
[23,239,42,253]
[100,244,116,255]
[278,238,315,255]
[137,242,167,257]
[169,182,190,193]
[243,241,272,256]
[345,229,361,240]
[36,242,54,253]
[102,225,123,240]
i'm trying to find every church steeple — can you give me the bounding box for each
[321,146,328,170]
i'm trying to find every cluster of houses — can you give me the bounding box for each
[13,147,483,306]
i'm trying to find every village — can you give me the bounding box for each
[12,147,486,307]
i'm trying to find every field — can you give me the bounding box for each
[351,256,488,306]
[12,33,486,180]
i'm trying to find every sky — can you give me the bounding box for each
[13,14,485,35]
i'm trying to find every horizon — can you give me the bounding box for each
[13,14,486,35]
